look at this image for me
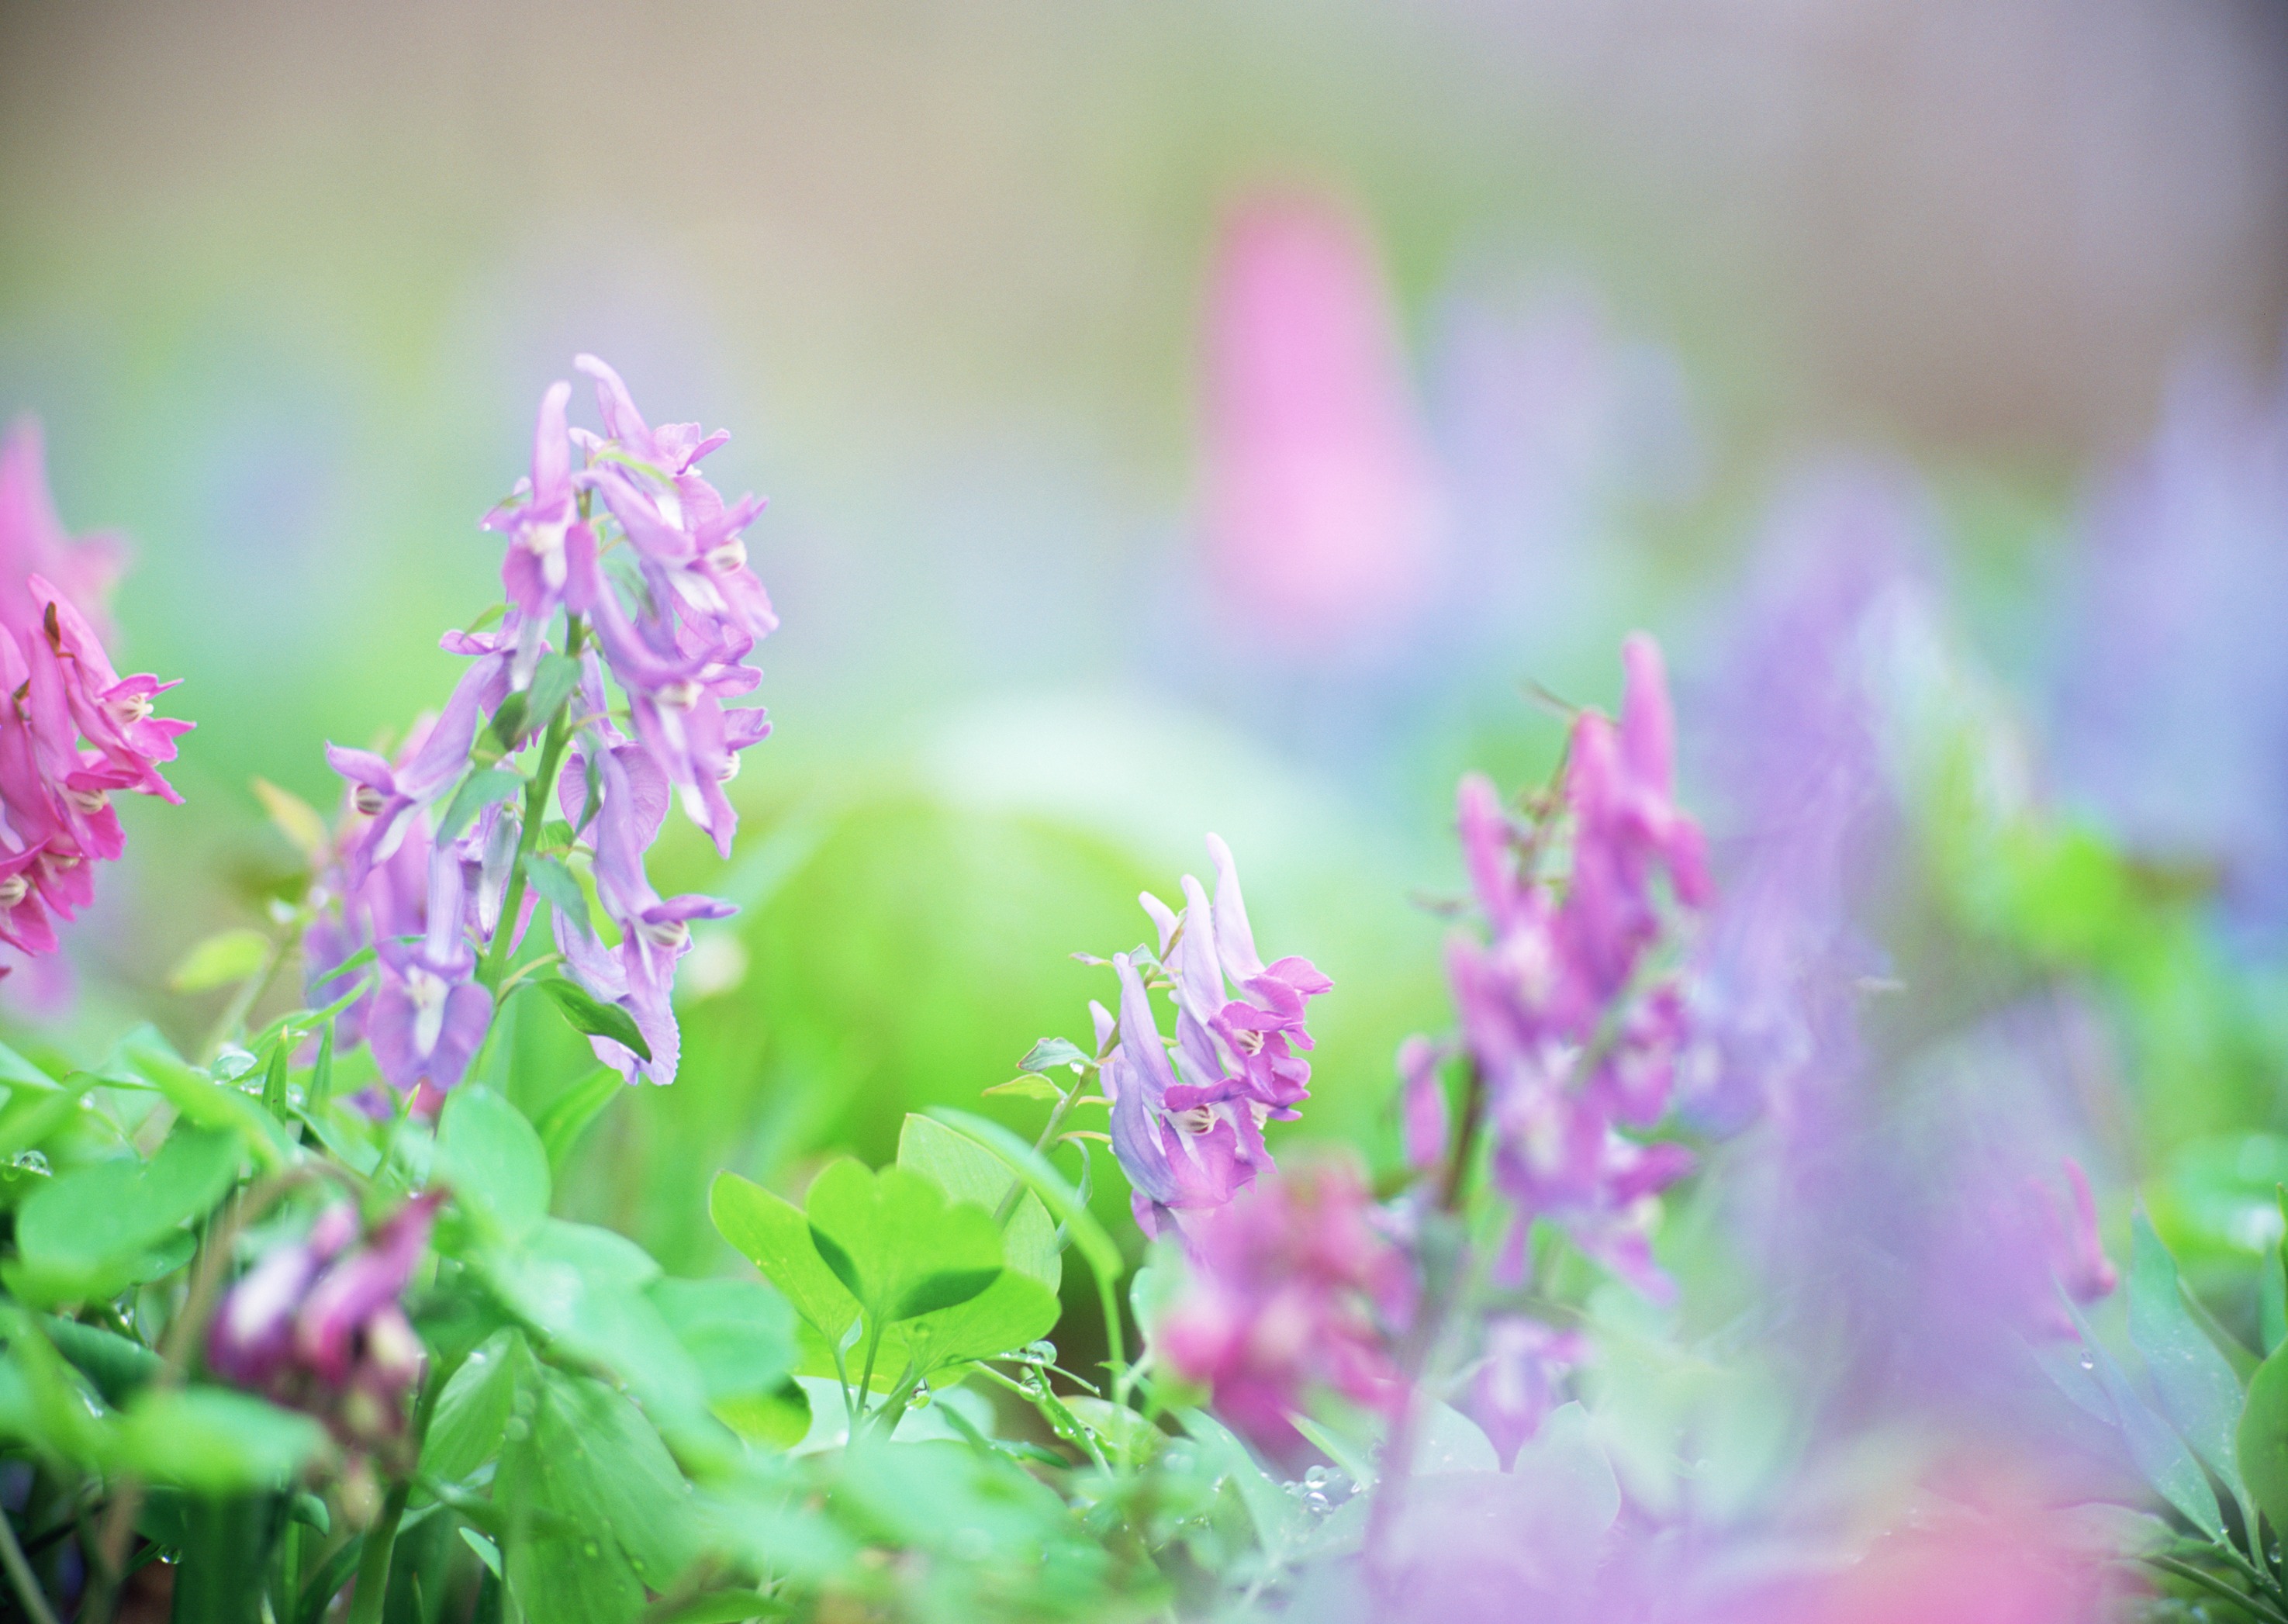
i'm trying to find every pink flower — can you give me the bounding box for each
[0,420,188,976]
[1201,191,1443,657]
[1158,1159,1414,1450]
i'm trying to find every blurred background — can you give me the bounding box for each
[4,0,2288,1291]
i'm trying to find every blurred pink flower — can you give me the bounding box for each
[0,419,126,640]
[1157,1157,1414,1450]
[1201,191,1443,656]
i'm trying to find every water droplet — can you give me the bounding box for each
[907,1381,931,1410]
[1303,1466,1332,1488]
[2079,1355,2095,1371]
[9,1150,48,1177]
[582,1541,600,1559]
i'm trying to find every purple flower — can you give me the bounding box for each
[209,1191,441,1450]
[1398,1036,1451,1174]
[323,645,504,890]
[549,735,733,1085]
[1103,951,1263,1239]
[483,382,592,685]
[1469,1316,1585,1467]
[366,853,493,1117]
[1146,834,1332,1127]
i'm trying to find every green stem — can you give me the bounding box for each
[479,613,586,994]
[997,1070,1092,1225]
[0,1507,59,1624]
[344,1373,443,1624]
[2147,1555,2288,1623]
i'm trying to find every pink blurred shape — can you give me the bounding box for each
[0,418,126,639]
[1201,191,1443,655]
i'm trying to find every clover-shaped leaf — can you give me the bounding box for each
[803,1159,1003,1325]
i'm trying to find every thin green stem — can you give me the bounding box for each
[997,1069,1094,1225]
[853,1315,888,1429]
[0,1507,59,1624]
[344,1371,443,1624]
[2147,1554,2288,1623]
[479,613,585,993]
[199,904,312,1063]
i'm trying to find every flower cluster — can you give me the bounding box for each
[0,421,188,969]
[307,359,772,1108]
[206,1190,443,1451]
[1417,634,1710,1295]
[1157,1157,1413,1449]
[1094,835,1332,1238]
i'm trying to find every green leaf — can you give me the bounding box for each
[524,653,582,737]
[524,854,593,938]
[897,1113,1059,1291]
[0,1069,99,1161]
[921,1108,1122,1287]
[439,1087,551,1243]
[648,1277,797,1401]
[11,1127,240,1304]
[168,928,271,993]
[2128,1211,2248,1491]
[1019,1038,1090,1075]
[884,1270,1063,1377]
[438,769,524,844]
[260,1039,289,1119]
[710,1380,811,1450]
[109,1027,289,1169]
[2072,1304,2225,1539]
[651,1591,788,1623]
[803,1160,1004,1325]
[43,1315,161,1405]
[503,1365,699,1616]
[1065,1395,1165,1465]
[2240,1342,2288,1539]
[530,976,651,1061]
[534,1066,623,1173]
[982,1073,1063,1102]
[251,777,329,865]
[709,1173,858,1344]
[482,1221,703,1429]
[112,1388,323,1492]
[422,1327,537,1488]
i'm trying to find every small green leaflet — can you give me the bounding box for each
[983,1073,1063,1102]
[522,853,593,938]
[168,928,270,993]
[529,976,651,1061]
[1020,1038,1090,1074]
[438,769,525,843]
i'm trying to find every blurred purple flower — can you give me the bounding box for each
[1470,1316,1586,1467]
[2050,349,2288,937]
[1427,635,1710,1296]
[209,1190,441,1450]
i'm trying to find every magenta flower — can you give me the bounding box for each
[1157,1159,1414,1451]
[1415,634,1711,1297]
[209,1191,443,1449]
[0,421,188,977]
